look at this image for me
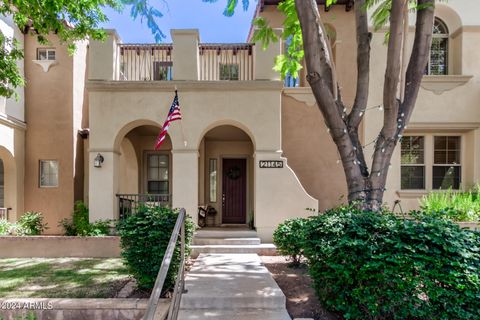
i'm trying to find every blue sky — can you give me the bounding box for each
[100,1,258,43]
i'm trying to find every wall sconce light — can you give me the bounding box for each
[94,153,104,168]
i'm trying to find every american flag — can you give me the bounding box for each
[155,92,182,150]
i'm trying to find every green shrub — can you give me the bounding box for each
[273,217,308,265]
[117,206,195,291]
[59,201,111,236]
[303,206,480,320]
[420,186,480,222]
[0,219,15,235]
[17,211,48,235]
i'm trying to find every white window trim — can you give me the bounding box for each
[399,133,464,193]
[33,48,58,72]
[426,18,449,76]
[143,151,171,195]
[39,160,59,188]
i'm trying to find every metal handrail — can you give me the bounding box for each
[144,208,187,320]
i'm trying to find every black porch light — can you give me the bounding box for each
[94,153,104,168]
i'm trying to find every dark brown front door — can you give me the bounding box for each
[222,158,247,224]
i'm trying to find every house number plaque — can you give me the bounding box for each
[259,160,284,168]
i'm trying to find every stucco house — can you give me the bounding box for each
[1,0,479,241]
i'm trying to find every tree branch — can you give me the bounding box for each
[348,0,371,129]
[295,0,366,200]
[400,0,435,124]
[369,0,406,203]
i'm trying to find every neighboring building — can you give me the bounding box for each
[0,16,88,229]
[0,0,479,240]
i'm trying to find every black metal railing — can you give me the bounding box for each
[0,208,10,220]
[116,194,170,219]
[144,208,187,320]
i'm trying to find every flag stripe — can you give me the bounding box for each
[155,94,182,150]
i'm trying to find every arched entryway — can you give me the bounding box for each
[198,125,254,226]
[116,124,172,218]
[0,146,18,221]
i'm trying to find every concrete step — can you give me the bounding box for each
[192,237,261,245]
[180,254,285,310]
[194,228,258,239]
[177,308,291,320]
[191,244,276,257]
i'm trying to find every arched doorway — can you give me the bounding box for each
[198,125,254,226]
[116,124,172,217]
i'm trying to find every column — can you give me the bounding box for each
[171,150,199,224]
[88,151,119,222]
[171,29,200,80]
[254,28,283,81]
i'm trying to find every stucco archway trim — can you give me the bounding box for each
[113,119,167,152]
[196,120,257,151]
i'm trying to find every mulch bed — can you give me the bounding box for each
[261,256,340,320]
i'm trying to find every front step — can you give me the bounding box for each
[191,244,276,257]
[177,308,291,320]
[193,237,261,245]
[194,228,258,239]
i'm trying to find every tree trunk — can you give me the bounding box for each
[295,0,435,210]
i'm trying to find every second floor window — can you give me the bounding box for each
[219,64,239,80]
[37,48,56,61]
[426,18,448,75]
[39,160,59,188]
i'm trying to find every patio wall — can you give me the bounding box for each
[0,298,169,320]
[0,236,121,258]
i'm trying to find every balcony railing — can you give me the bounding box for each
[199,43,254,81]
[0,208,9,220]
[117,194,170,219]
[116,44,173,81]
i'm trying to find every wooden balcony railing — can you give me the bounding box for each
[116,44,173,81]
[116,194,170,219]
[199,43,254,81]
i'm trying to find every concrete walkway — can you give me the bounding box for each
[178,253,291,320]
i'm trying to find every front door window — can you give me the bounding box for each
[147,154,169,194]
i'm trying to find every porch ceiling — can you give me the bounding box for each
[204,125,251,142]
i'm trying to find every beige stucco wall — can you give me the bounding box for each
[0,236,121,258]
[265,1,480,214]
[87,81,317,241]
[24,34,87,233]
[282,94,348,211]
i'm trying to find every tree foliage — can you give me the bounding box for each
[0,0,123,98]
[0,33,24,99]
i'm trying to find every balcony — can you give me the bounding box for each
[199,44,254,81]
[115,43,254,81]
[89,29,282,83]
[116,44,173,81]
